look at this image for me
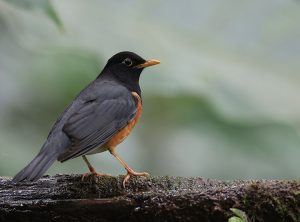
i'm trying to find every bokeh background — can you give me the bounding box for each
[1,0,300,179]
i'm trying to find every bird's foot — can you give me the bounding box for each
[122,169,150,188]
[81,170,111,181]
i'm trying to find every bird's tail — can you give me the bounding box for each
[12,148,57,183]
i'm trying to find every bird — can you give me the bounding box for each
[12,51,160,187]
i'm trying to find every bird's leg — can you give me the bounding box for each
[109,147,149,188]
[81,155,111,180]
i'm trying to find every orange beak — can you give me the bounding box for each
[135,59,160,69]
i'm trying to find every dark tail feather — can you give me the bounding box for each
[12,150,57,183]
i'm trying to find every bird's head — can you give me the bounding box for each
[100,51,160,86]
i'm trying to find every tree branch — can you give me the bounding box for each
[0,175,299,221]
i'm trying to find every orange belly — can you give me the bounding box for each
[105,92,142,148]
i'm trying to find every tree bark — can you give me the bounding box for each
[0,175,299,222]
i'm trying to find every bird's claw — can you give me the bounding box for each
[81,172,111,181]
[122,170,150,188]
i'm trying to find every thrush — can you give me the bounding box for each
[12,51,160,187]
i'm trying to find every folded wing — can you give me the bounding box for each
[58,90,137,162]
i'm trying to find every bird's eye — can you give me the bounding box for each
[122,58,133,66]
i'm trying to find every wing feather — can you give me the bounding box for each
[58,90,137,162]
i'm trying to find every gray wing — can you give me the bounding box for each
[58,88,137,162]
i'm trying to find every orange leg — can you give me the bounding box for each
[81,155,111,180]
[109,147,149,188]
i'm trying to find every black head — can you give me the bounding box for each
[99,51,160,94]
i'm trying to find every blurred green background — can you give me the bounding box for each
[0,0,300,179]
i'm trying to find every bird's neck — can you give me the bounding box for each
[98,74,142,98]
[122,81,142,98]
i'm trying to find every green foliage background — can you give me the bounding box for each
[0,0,300,179]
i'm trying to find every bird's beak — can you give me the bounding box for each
[135,59,160,69]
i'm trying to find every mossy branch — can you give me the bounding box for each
[0,175,299,222]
